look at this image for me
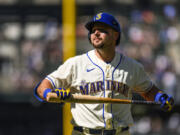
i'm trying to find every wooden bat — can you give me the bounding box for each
[46,93,161,105]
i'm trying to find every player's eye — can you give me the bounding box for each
[91,29,108,34]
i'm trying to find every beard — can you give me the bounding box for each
[92,43,105,49]
[91,39,105,49]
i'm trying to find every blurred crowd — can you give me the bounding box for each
[118,4,180,135]
[119,5,180,103]
[0,20,63,94]
[131,112,180,135]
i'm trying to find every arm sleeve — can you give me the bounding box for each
[46,57,75,89]
[133,63,153,93]
[34,80,45,102]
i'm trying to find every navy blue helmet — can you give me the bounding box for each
[85,12,121,45]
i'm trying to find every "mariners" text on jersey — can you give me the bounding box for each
[79,80,129,97]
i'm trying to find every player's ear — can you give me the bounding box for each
[88,32,92,44]
[114,31,119,41]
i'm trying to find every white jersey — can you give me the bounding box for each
[46,50,152,129]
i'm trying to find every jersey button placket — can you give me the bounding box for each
[105,64,111,78]
[105,64,113,129]
[106,119,113,129]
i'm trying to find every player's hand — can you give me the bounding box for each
[43,88,70,100]
[155,92,174,111]
[52,88,71,100]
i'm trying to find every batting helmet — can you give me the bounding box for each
[85,12,121,45]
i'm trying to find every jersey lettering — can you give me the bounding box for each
[119,70,128,83]
[79,80,129,97]
[96,81,103,91]
[90,83,96,94]
[79,84,88,95]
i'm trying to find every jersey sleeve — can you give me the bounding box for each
[133,63,153,93]
[46,57,75,89]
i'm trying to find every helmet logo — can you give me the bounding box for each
[95,13,102,20]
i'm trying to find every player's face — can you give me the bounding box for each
[90,23,118,49]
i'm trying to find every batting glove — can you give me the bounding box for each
[43,88,70,100]
[52,88,70,100]
[155,92,174,111]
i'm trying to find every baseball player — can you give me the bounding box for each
[34,13,174,135]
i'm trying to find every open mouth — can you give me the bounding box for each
[94,38,101,41]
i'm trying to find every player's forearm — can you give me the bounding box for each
[140,85,162,101]
[37,79,53,99]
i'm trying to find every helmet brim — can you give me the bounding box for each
[85,21,120,32]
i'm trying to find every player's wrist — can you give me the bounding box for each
[43,88,52,99]
[154,92,164,102]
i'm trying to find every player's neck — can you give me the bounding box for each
[95,49,115,63]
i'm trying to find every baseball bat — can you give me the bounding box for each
[46,93,161,105]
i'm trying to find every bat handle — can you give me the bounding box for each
[132,100,161,105]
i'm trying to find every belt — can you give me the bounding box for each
[74,126,129,135]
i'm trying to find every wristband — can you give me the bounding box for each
[43,88,52,99]
[154,92,163,102]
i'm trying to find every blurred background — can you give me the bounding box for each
[0,0,180,135]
